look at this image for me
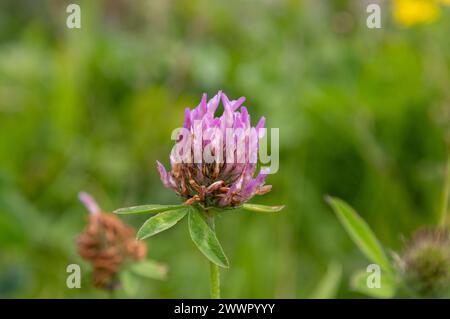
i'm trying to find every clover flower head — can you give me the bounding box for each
[156,91,271,208]
[77,192,146,289]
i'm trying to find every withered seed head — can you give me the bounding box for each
[77,193,146,290]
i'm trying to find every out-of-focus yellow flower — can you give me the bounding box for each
[439,0,450,5]
[393,0,441,26]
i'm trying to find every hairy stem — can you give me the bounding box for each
[205,212,221,299]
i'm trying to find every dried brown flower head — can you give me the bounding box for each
[77,192,146,290]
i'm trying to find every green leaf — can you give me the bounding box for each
[137,208,187,240]
[114,204,184,215]
[188,207,229,268]
[242,203,285,213]
[326,196,392,273]
[351,269,396,298]
[120,271,140,297]
[130,259,168,280]
[309,262,342,299]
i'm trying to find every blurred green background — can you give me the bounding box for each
[0,0,449,298]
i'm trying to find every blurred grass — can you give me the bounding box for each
[0,0,449,298]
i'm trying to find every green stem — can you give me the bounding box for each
[205,212,221,299]
[439,151,450,226]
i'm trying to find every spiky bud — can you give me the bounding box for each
[399,228,450,297]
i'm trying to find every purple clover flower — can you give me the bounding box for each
[156,91,272,208]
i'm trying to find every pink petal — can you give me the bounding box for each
[78,192,101,215]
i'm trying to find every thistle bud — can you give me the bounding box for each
[76,192,146,290]
[399,228,450,297]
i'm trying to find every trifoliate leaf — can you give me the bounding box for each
[188,207,229,268]
[114,204,184,215]
[242,203,285,213]
[137,208,187,240]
